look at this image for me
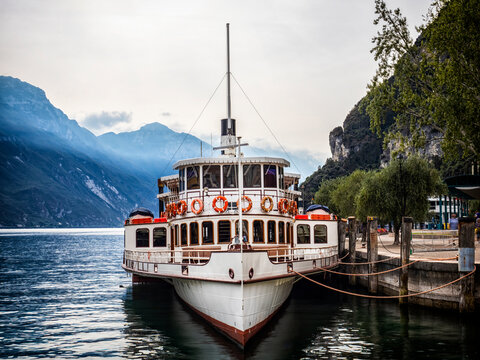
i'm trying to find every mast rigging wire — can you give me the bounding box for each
[156,73,227,184]
[231,73,302,175]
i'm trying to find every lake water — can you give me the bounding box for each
[0,229,478,359]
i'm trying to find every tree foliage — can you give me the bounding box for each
[315,156,445,244]
[363,0,480,160]
[356,156,446,243]
[313,177,342,215]
[331,170,371,219]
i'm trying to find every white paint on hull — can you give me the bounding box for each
[173,276,294,332]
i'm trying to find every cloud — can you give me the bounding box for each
[161,112,171,117]
[81,111,132,132]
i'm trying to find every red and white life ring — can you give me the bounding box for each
[278,198,289,214]
[177,200,187,215]
[261,196,274,212]
[289,200,298,215]
[191,199,204,215]
[212,196,228,213]
[237,196,253,213]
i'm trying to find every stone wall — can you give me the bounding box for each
[349,252,479,310]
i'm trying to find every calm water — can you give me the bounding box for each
[0,229,478,359]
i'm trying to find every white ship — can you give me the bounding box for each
[122,24,340,346]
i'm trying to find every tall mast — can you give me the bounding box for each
[226,23,232,126]
[219,23,236,156]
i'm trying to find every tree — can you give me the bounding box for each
[314,171,371,218]
[363,0,480,160]
[356,156,446,244]
[331,170,371,219]
[313,177,342,215]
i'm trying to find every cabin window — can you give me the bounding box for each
[153,227,167,247]
[202,221,214,244]
[179,168,185,192]
[297,224,310,244]
[190,222,199,245]
[314,225,328,244]
[243,164,261,188]
[264,165,277,188]
[253,220,264,243]
[175,225,179,246]
[223,165,237,188]
[279,221,285,243]
[235,220,249,240]
[181,224,188,246]
[187,166,200,190]
[267,221,276,243]
[218,220,231,243]
[279,166,284,189]
[136,228,149,247]
[286,222,291,244]
[203,165,221,189]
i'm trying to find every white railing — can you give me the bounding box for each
[124,249,213,265]
[267,246,338,263]
[124,245,338,268]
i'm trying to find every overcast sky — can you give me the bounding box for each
[0,0,431,164]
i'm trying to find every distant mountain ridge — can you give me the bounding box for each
[0,76,319,227]
[0,76,212,227]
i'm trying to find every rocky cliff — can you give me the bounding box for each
[302,98,448,205]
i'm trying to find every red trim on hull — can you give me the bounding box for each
[181,297,283,347]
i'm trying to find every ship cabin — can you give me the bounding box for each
[124,156,339,264]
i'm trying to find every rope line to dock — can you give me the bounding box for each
[339,256,397,266]
[318,260,420,277]
[338,253,457,266]
[293,266,476,299]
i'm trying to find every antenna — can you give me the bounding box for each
[227,23,231,124]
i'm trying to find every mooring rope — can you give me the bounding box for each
[293,265,476,299]
[339,256,397,266]
[338,251,458,266]
[319,260,421,277]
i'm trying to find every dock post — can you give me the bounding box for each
[458,217,475,312]
[399,216,413,304]
[367,216,378,294]
[338,219,346,258]
[348,216,357,286]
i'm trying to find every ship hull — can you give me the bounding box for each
[172,277,295,346]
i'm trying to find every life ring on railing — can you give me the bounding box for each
[165,203,171,218]
[261,196,274,212]
[169,202,177,217]
[237,196,253,213]
[213,196,228,213]
[289,200,298,215]
[278,198,289,214]
[191,199,204,215]
[177,200,187,215]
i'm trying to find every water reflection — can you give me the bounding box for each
[122,280,480,359]
[1,231,478,360]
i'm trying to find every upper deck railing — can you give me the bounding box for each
[124,245,338,266]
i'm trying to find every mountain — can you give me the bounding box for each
[300,101,393,204]
[98,122,212,178]
[0,76,159,227]
[0,76,322,227]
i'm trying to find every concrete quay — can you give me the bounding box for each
[348,232,479,310]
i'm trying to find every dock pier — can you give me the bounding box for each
[346,220,479,311]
